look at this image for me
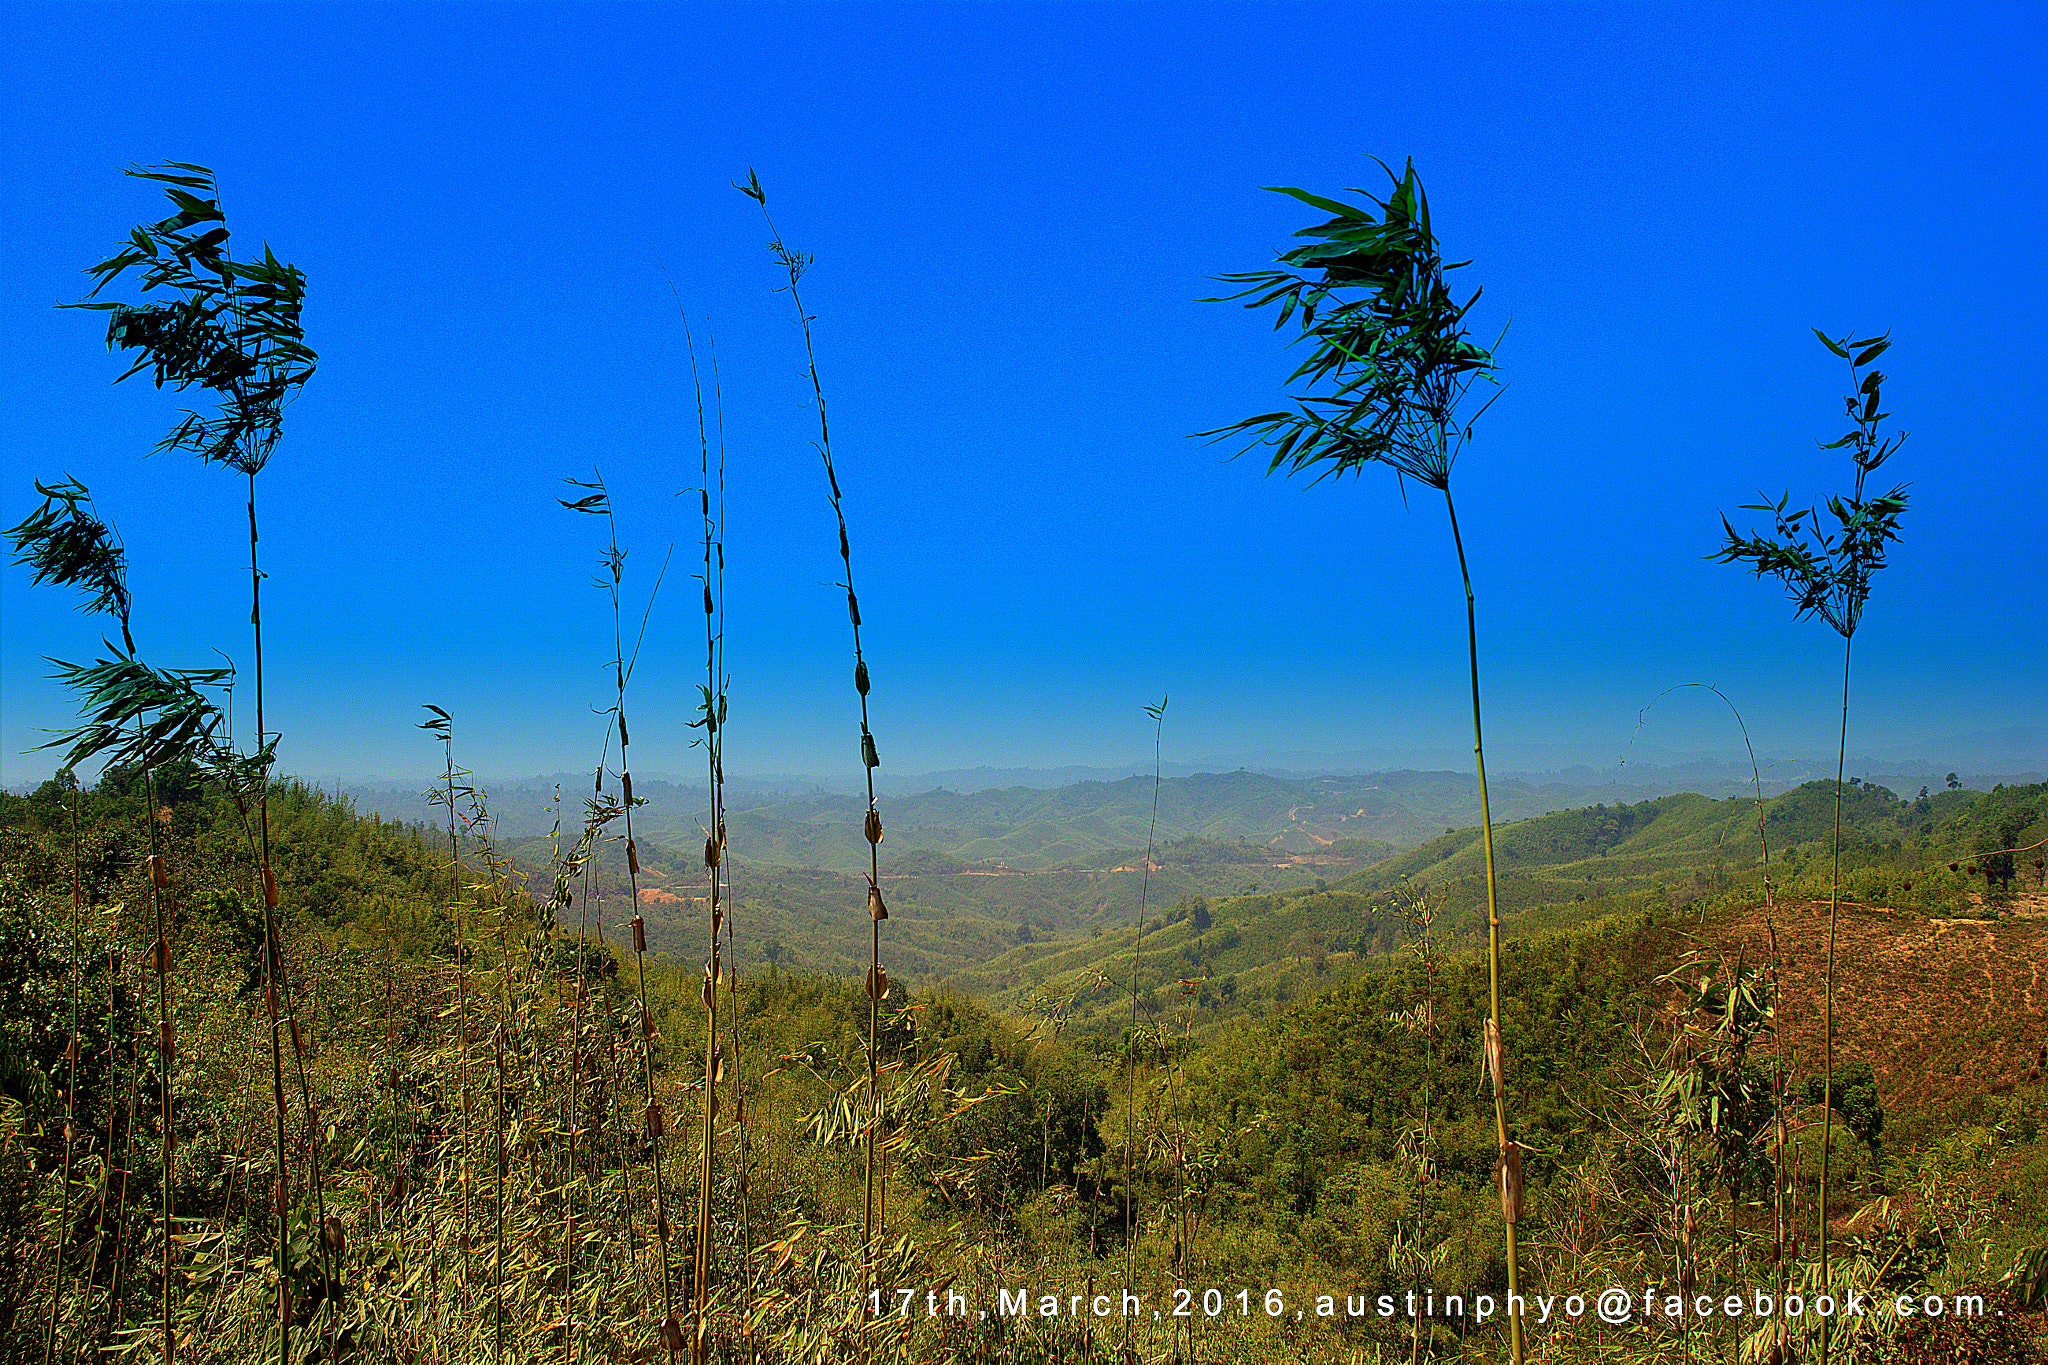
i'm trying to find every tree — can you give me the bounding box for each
[1979,805,2036,893]
[1202,157,1525,1362]
[1189,898,1212,933]
[1712,326,1907,1361]
[1948,772,1961,791]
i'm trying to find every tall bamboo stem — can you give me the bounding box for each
[1444,488,1522,1365]
[1817,634,1852,1363]
[244,475,292,1365]
[738,175,889,1299]
[141,756,175,1365]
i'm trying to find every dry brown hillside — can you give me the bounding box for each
[1652,893,2048,1114]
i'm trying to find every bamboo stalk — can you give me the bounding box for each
[736,171,893,1307]
[1124,699,1167,1358]
[47,800,85,1365]
[1444,488,1524,1365]
[1817,635,1851,1362]
[141,756,176,1365]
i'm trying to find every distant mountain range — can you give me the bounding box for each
[314,736,2043,871]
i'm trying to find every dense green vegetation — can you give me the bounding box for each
[3,768,2042,1363]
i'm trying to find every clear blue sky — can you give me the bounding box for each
[4,1,2043,790]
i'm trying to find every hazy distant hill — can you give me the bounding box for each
[630,768,1597,873]
[356,768,1577,868]
[503,829,1396,982]
[944,779,2042,1034]
[329,754,2042,876]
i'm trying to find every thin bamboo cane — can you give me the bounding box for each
[140,757,175,1365]
[1443,488,1523,1365]
[736,173,892,1306]
[47,801,85,1365]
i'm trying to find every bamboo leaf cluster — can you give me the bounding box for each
[60,162,314,474]
[1201,157,1504,491]
[1712,331,1910,640]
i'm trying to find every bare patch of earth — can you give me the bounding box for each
[1658,897,2048,1113]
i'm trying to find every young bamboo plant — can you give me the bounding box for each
[418,708,477,1314]
[669,291,731,1364]
[736,169,894,1299]
[9,477,245,1365]
[1202,158,1523,1363]
[559,469,678,1354]
[61,160,316,1365]
[1711,328,1908,1362]
[542,774,613,1365]
[1624,680,1791,1358]
[5,480,138,1362]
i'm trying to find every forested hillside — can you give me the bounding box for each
[3,768,2042,1364]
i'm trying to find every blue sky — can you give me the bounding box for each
[3,0,2043,791]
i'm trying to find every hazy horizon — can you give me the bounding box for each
[15,727,2040,806]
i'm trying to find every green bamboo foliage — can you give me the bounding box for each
[1712,328,1909,1362]
[3,481,126,1365]
[736,169,894,1297]
[7,479,192,1364]
[1203,157,1524,1363]
[61,161,315,1365]
[560,470,679,1353]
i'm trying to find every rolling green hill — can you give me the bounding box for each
[944,779,2044,1036]
[501,830,1396,981]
